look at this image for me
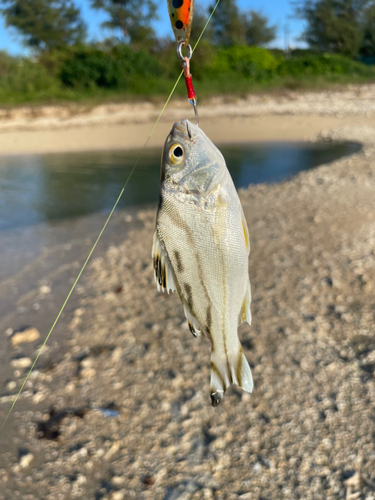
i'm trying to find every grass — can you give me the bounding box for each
[0,72,373,109]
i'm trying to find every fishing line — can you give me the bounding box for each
[0,0,221,436]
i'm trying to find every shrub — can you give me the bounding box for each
[278,53,375,78]
[0,43,374,105]
[59,44,162,89]
[188,41,216,80]
[207,45,279,81]
[0,52,59,99]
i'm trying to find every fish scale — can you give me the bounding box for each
[152,119,253,406]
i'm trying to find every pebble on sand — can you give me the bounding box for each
[11,327,40,347]
[19,454,34,469]
[10,357,32,369]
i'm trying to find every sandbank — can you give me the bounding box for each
[0,84,374,154]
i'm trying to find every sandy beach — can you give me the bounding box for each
[1,87,375,499]
[0,85,374,154]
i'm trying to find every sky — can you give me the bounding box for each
[0,0,306,56]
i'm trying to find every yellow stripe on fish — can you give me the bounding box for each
[242,220,249,250]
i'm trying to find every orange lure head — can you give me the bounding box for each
[168,0,194,46]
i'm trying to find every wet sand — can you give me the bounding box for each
[1,88,375,499]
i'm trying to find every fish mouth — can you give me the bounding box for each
[172,119,195,141]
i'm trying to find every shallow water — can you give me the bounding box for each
[0,141,361,232]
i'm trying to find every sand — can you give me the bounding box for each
[0,84,375,154]
[1,86,375,499]
[0,115,374,155]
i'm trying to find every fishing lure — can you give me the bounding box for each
[168,0,198,125]
[168,0,194,46]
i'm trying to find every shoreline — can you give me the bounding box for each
[0,84,374,155]
[0,114,375,156]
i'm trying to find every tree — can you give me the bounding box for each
[0,0,86,52]
[189,6,214,46]
[245,11,277,46]
[296,0,369,57]
[360,3,375,56]
[90,0,158,46]
[209,0,247,46]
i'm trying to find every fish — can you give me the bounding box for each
[152,119,253,407]
[167,0,194,45]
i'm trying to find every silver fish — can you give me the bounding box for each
[152,119,253,406]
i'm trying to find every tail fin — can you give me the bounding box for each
[210,345,253,407]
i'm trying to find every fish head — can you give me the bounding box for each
[161,119,226,195]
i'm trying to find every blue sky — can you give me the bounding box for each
[0,0,306,56]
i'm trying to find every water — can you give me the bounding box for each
[0,142,361,232]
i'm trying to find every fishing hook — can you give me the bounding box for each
[177,41,199,127]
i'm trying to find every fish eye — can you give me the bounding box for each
[169,144,184,164]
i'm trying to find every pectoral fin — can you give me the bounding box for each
[152,230,177,294]
[152,230,204,338]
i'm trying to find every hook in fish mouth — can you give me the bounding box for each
[172,119,194,141]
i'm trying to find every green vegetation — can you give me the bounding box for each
[59,45,162,89]
[90,0,157,47]
[0,44,373,106]
[207,46,279,81]
[0,0,86,51]
[245,11,277,47]
[0,0,373,105]
[296,0,375,58]
[361,3,375,57]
